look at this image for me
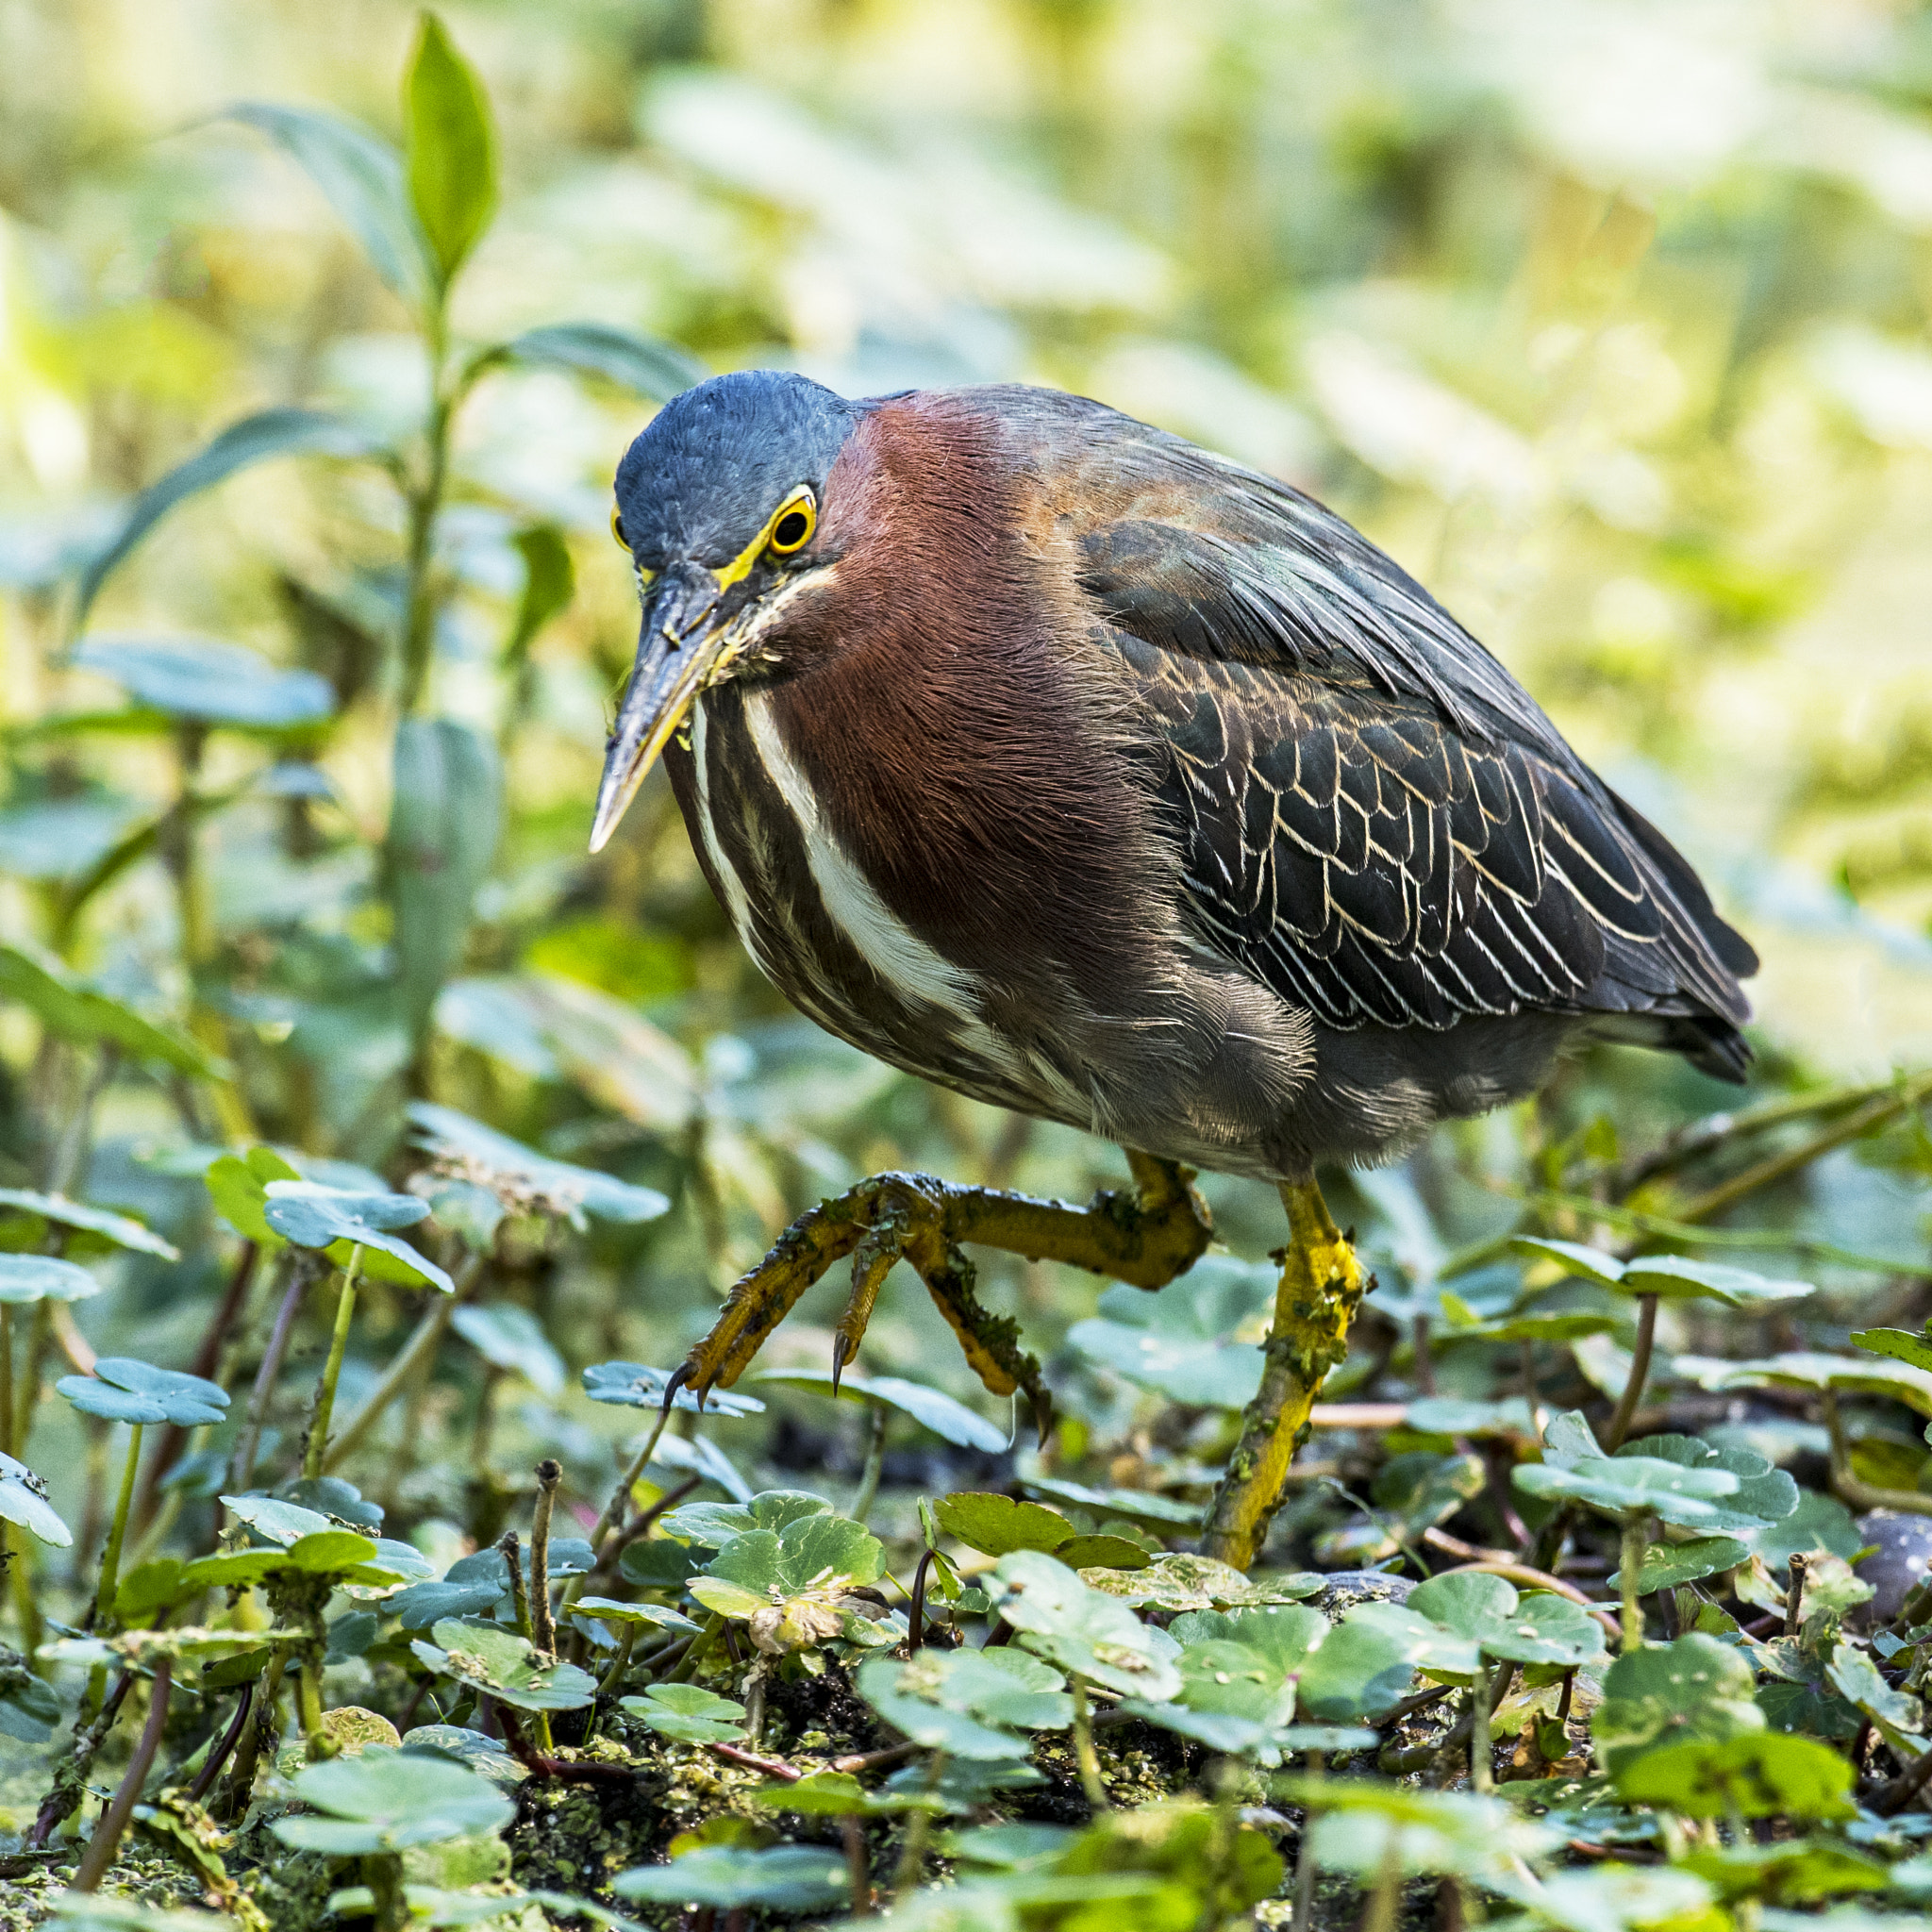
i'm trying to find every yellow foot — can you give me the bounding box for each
[667,1149,1211,1444]
[1199,1177,1371,1571]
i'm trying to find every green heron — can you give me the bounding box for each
[591,371,1756,1568]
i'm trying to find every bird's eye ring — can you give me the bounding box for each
[768,493,815,556]
[610,507,628,550]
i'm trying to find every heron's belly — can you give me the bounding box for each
[675,690,1107,1129]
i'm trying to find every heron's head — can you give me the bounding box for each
[591,369,864,852]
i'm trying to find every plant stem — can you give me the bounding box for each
[1290,1749,1324,1932]
[891,1753,944,1897]
[498,1529,553,1752]
[325,1253,483,1471]
[850,1401,887,1525]
[1784,1552,1808,1637]
[908,1550,934,1654]
[1621,1519,1649,1652]
[189,1684,253,1804]
[596,1624,638,1700]
[72,1658,171,1890]
[1468,1656,1494,1793]
[29,1670,132,1845]
[94,1422,142,1630]
[562,1405,676,1622]
[363,1852,408,1932]
[1604,1293,1657,1450]
[842,1813,873,1916]
[1361,1829,1404,1932]
[298,1658,337,1761]
[304,1247,361,1480]
[233,1253,311,1492]
[530,1458,561,1655]
[399,305,453,718]
[1072,1679,1108,1811]
[0,1304,13,1460]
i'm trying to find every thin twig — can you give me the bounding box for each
[1604,1293,1657,1451]
[73,1659,171,1890]
[188,1684,253,1805]
[710,1742,803,1780]
[531,1459,562,1656]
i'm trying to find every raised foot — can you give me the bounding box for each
[669,1149,1212,1444]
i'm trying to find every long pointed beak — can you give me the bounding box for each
[589,564,729,854]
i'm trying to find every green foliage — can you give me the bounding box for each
[620,1682,747,1743]
[270,1746,514,1853]
[8,3,1932,1922]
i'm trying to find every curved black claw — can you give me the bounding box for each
[660,1362,694,1415]
[1031,1388,1055,1452]
[829,1332,852,1399]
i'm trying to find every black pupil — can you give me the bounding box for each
[774,511,808,548]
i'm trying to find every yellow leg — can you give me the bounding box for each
[668,1148,1211,1443]
[1199,1178,1369,1571]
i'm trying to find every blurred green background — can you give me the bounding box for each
[2,0,1931,1565]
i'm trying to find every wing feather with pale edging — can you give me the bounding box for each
[1047,429,1755,1074]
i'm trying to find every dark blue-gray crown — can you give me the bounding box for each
[613,370,862,572]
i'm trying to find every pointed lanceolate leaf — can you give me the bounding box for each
[0,941,219,1076]
[0,1189,177,1259]
[73,636,334,729]
[485,322,704,402]
[390,719,502,1043]
[75,411,385,620]
[226,103,432,305]
[404,13,497,287]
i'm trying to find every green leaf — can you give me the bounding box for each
[612,1844,849,1912]
[620,1682,747,1744]
[1824,1643,1923,1736]
[408,1101,669,1225]
[0,1452,70,1547]
[404,12,497,287]
[505,525,575,666]
[1852,1326,1932,1375]
[857,1650,1069,1759]
[1513,1238,1813,1308]
[1679,1837,1890,1906]
[1054,1534,1150,1570]
[450,1304,565,1398]
[400,1724,527,1788]
[1065,1256,1276,1407]
[1078,1553,1320,1612]
[934,1491,1079,1558]
[753,1369,1008,1451]
[1020,1474,1202,1528]
[754,1770,944,1818]
[1593,1632,1765,1775]
[73,635,334,729]
[1285,1780,1558,1883]
[984,1549,1181,1699]
[1615,1730,1855,1820]
[1513,1453,1745,1528]
[270,1745,514,1854]
[701,1512,884,1599]
[572,1596,700,1636]
[409,1617,597,1712]
[47,1897,232,1932]
[1292,1607,1426,1722]
[389,719,503,1043]
[486,322,705,403]
[204,1146,302,1246]
[0,1664,59,1743]
[1609,1534,1751,1594]
[0,1189,177,1260]
[1676,1350,1932,1418]
[582,1360,766,1420]
[262,1180,452,1292]
[58,1357,228,1428]
[1404,1571,1608,1668]
[75,411,384,620]
[0,1253,100,1304]
[655,1489,824,1546]
[226,103,431,305]
[0,941,219,1076]
[1618,1434,1799,1534]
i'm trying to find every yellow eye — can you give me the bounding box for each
[610,506,629,550]
[768,491,816,556]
